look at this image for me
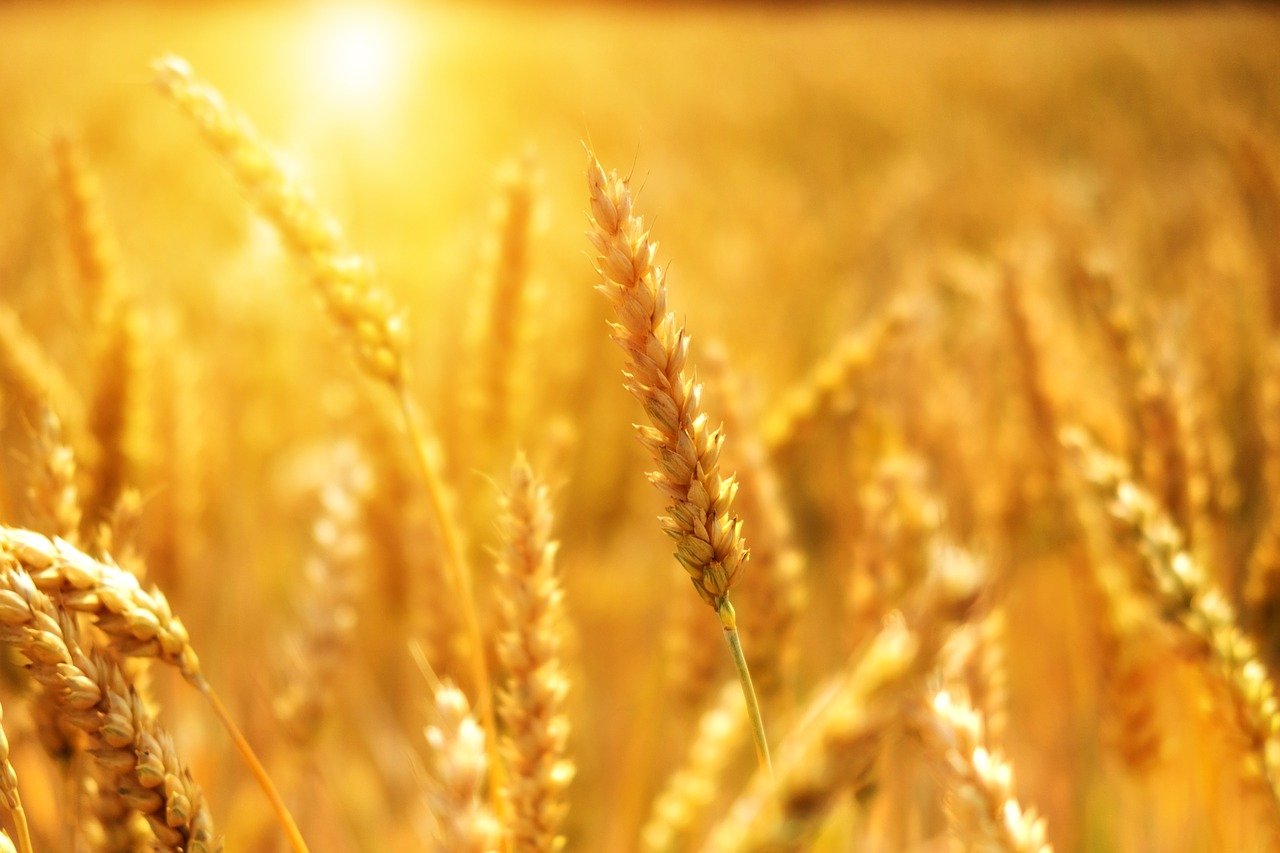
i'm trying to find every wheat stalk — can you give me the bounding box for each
[585,150,770,776]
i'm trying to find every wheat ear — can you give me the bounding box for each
[917,690,1053,853]
[0,701,32,853]
[585,151,769,775]
[152,57,500,802]
[0,570,217,850]
[471,155,537,462]
[426,680,504,852]
[51,133,118,321]
[0,525,302,851]
[494,456,574,851]
[762,306,907,456]
[1064,427,1280,819]
[275,446,370,746]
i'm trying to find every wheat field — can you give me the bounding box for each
[1,2,1279,851]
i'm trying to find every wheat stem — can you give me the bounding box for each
[196,678,307,853]
[394,383,504,812]
[718,600,772,780]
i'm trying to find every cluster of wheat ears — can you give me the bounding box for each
[0,46,1279,853]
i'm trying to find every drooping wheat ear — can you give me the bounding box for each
[154,56,497,794]
[1063,427,1280,818]
[586,151,769,774]
[470,154,538,462]
[1248,340,1280,653]
[152,56,405,384]
[0,303,85,442]
[641,680,746,853]
[0,525,305,851]
[703,342,806,702]
[29,408,83,544]
[51,133,118,324]
[426,681,504,853]
[275,445,370,746]
[0,570,217,851]
[494,456,574,852]
[918,690,1053,853]
[705,544,985,852]
[0,701,33,853]
[762,306,908,457]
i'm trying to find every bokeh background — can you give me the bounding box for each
[1,2,1280,850]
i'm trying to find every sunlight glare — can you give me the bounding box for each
[309,4,408,108]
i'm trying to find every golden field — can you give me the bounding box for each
[0,2,1279,851]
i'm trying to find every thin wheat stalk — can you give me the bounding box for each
[585,151,769,776]
[1064,427,1280,820]
[494,456,574,852]
[0,525,301,851]
[152,58,501,802]
[916,690,1053,853]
